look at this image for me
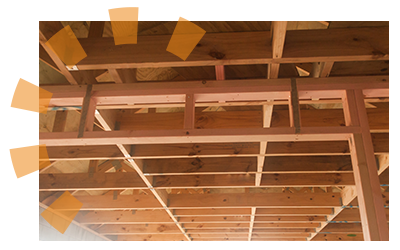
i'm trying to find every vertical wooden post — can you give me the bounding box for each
[342,89,389,241]
[184,93,195,130]
[289,78,301,133]
[78,84,96,137]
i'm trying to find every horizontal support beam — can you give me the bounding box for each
[45,134,387,161]
[73,27,388,70]
[42,76,388,108]
[152,173,355,188]
[40,127,360,146]
[42,192,341,210]
[168,193,342,208]
[39,172,355,191]
[117,107,388,133]
[39,172,146,191]
[142,156,352,175]
[76,210,173,224]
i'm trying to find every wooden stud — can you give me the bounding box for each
[184,94,195,130]
[289,78,301,133]
[77,84,96,138]
[343,89,389,241]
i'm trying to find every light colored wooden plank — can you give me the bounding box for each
[97,224,182,234]
[150,173,355,188]
[43,76,388,108]
[40,126,360,147]
[268,21,287,79]
[108,68,123,84]
[118,234,186,241]
[39,172,146,191]
[76,210,173,224]
[168,193,342,208]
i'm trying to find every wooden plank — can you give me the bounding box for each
[168,193,342,208]
[97,224,182,234]
[74,27,388,70]
[179,216,250,223]
[118,234,186,241]
[44,138,386,161]
[312,233,363,241]
[182,223,250,228]
[46,145,124,160]
[52,110,68,132]
[320,223,362,233]
[262,156,353,172]
[332,208,389,222]
[42,193,341,210]
[320,62,334,78]
[42,194,163,210]
[174,208,251,217]
[143,157,257,174]
[255,216,327,222]
[144,156,352,175]
[116,107,388,132]
[252,228,315,233]
[151,173,355,188]
[268,21,287,79]
[39,126,361,146]
[251,233,310,238]
[256,208,333,216]
[39,172,146,191]
[253,222,320,228]
[108,68,123,84]
[76,210,173,224]
[43,76,389,107]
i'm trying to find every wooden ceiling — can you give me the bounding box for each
[39,21,389,241]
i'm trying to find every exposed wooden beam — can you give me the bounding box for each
[168,193,342,208]
[40,126,360,147]
[39,172,355,191]
[42,76,389,109]
[343,89,389,241]
[72,27,388,70]
[77,84,96,137]
[268,21,287,79]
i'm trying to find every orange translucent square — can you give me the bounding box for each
[45,25,87,66]
[41,191,83,234]
[9,145,51,178]
[11,79,52,114]
[166,17,206,61]
[109,7,139,45]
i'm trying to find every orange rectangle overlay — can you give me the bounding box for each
[109,7,139,45]
[45,25,87,66]
[166,17,206,61]
[10,145,51,178]
[11,79,52,114]
[41,191,83,234]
